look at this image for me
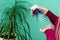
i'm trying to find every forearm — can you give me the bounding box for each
[39,6,58,25]
[38,7,48,14]
[38,6,58,24]
[46,10,58,25]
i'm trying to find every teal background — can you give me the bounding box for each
[0,0,60,40]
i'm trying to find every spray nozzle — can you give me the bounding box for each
[33,9,41,15]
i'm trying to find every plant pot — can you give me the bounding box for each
[0,35,16,39]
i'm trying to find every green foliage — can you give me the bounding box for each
[0,0,32,40]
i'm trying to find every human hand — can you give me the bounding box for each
[30,5,40,11]
[40,28,46,33]
[30,5,48,15]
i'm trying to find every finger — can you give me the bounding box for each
[30,5,38,11]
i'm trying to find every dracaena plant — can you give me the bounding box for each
[0,0,32,40]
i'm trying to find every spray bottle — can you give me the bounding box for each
[30,5,42,21]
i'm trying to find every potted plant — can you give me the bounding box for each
[0,0,32,40]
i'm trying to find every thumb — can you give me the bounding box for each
[40,28,45,32]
